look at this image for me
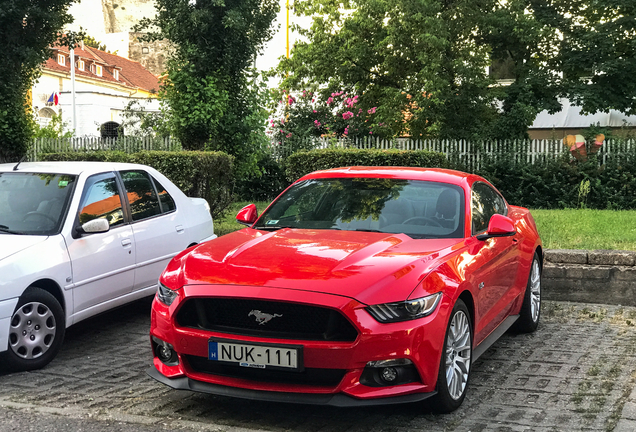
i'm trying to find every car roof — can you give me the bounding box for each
[0,161,154,176]
[299,166,478,186]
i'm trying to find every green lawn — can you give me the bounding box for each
[215,202,635,251]
[214,201,271,237]
[531,209,636,251]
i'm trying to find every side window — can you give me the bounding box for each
[120,170,161,221]
[152,177,176,213]
[471,182,506,234]
[78,175,125,228]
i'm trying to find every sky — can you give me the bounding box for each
[67,0,311,75]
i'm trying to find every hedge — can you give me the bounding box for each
[285,148,449,183]
[284,147,636,210]
[41,150,234,218]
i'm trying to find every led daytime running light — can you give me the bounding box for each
[366,292,442,323]
[157,282,178,306]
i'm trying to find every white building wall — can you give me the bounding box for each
[33,71,160,137]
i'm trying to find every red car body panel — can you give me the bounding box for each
[149,167,542,405]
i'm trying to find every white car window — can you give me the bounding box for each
[78,175,125,228]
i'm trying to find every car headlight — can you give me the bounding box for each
[157,282,178,306]
[366,292,442,323]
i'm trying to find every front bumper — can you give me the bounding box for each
[149,284,451,404]
[147,366,437,406]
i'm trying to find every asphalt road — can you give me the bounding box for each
[2,298,636,432]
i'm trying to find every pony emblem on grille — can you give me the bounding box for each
[248,310,282,325]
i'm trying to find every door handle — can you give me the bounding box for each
[121,239,132,247]
[176,225,185,233]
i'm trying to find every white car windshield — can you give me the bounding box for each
[0,172,77,235]
[254,178,465,239]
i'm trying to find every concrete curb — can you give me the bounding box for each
[544,249,636,306]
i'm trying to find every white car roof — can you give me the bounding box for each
[0,161,154,176]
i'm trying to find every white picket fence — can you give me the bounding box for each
[31,136,636,171]
[273,137,636,170]
[30,136,182,161]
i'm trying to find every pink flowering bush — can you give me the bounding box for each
[267,88,391,155]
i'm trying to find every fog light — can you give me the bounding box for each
[152,336,178,365]
[381,367,398,383]
[157,344,173,362]
[360,359,420,387]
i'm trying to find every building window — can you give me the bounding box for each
[142,47,149,54]
[57,54,65,66]
[78,60,85,71]
[91,64,103,76]
[37,108,56,127]
[113,69,119,80]
[100,121,122,138]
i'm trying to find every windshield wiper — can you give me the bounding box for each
[0,225,21,234]
[353,229,384,233]
[256,225,294,231]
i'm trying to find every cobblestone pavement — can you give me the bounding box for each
[2,299,636,432]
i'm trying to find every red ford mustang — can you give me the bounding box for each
[147,167,542,412]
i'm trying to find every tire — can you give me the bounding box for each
[512,252,542,333]
[431,299,472,413]
[4,288,65,371]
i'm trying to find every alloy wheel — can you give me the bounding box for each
[445,309,471,400]
[530,259,541,323]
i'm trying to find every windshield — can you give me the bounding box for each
[0,172,77,235]
[254,178,465,239]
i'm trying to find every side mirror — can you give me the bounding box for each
[236,204,258,226]
[77,218,110,235]
[476,214,516,241]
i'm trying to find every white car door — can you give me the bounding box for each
[119,170,187,292]
[65,172,136,314]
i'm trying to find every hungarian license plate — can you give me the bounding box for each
[208,339,301,370]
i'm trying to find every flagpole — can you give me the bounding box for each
[286,0,289,58]
[70,45,77,135]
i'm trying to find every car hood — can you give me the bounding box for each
[0,234,48,262]
[167,228,464,305]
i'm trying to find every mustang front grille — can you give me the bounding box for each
[176,298,358,342]
[184,355,347,387]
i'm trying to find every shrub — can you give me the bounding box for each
[41,150,234,218]
[285,148,449,182]
[234,152,288,202]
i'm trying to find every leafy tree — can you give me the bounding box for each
[551,0,636,115]
[278,0,572,140]
[119,100,171,139]
[478,0,563,139]
[279,0,501,140]
[137,0,279,176]
[82,34,107,52]
[0,0,73,162]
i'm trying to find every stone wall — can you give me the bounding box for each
[543,249,636,306]
[129,32,170,76]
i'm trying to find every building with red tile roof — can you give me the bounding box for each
[32,42,161,137]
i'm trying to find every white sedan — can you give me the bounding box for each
[0,161,216,371]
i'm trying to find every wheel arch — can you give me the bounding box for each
[27,279,66,314]
[535,245,544,270]
[457,290,475,335]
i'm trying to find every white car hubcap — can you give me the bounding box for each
[9,302,56,359]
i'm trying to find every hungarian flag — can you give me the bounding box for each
[46,92,59,106]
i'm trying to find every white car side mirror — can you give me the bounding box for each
[80,218,110,234]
